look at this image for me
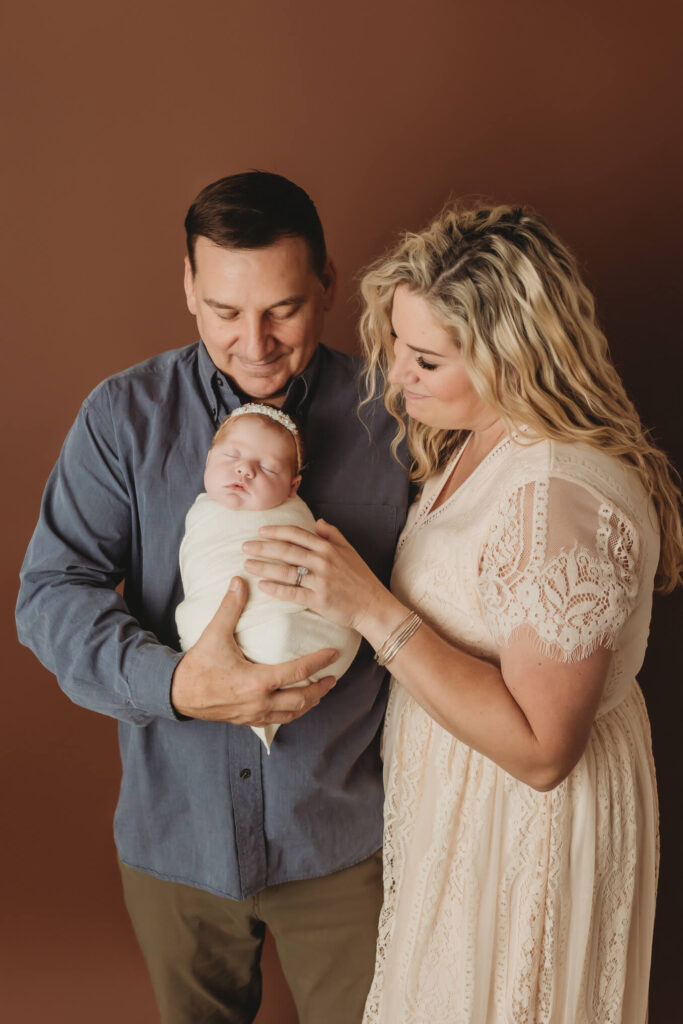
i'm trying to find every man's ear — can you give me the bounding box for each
[320,258,337,312]
[184,256,198,315]
[289,474,302,496]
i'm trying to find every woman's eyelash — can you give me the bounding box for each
[389,329,438,370]
[390,327,437,369]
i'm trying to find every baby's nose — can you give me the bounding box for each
[236,461,254,478]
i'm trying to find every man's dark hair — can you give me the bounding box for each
[184,171,327,279]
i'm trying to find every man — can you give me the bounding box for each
[16,172,410,1023]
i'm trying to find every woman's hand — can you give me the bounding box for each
[242,518,396,635]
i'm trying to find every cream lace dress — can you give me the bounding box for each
[364,436,659,1024]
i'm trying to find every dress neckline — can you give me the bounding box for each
[428,433,473,514]
[396,434,513,558]
[424,433,513,519]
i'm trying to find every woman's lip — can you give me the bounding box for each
[403,389,428,400]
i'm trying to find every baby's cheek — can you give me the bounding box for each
[203,465,220,501]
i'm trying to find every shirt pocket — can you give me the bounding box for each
[310,501,398,584]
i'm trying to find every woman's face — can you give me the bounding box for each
[387,286,498,433]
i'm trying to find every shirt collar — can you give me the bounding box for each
[197,340,322,425]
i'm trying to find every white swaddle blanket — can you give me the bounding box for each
[176,493,361,750]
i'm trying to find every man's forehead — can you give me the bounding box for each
[193,234,315,283]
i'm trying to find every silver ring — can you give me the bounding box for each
[295,565,309,587]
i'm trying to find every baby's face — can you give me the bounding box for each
[204,417,301,511]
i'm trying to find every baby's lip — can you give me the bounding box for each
[225,482,248,492]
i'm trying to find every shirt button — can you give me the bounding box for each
[239,768,251,780]
[216,378,223,387]
[211,407,217,417]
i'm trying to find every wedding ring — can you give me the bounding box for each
[294,565,309,587]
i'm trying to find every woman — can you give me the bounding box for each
[243,204,682,1022]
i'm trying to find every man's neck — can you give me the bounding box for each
[227,379,289,409]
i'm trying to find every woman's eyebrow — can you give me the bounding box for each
[390,323,443,357]
[406,343,443,356]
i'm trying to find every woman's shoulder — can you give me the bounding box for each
[546,440,650,519]
[493,435,655,541]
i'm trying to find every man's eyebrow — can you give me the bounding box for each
[204,299,238,311]
[204,295,306,312]
[267,295,306,309]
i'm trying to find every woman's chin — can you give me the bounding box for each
[404,395,435,426]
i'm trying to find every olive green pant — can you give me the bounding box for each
[120,851,383,1024]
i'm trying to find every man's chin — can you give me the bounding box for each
[229,373,290,404]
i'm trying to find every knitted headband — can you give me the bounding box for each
[226,403,303,472]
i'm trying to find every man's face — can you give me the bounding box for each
[184,235,336,404]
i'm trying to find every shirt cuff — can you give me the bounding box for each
[127,639,186,722]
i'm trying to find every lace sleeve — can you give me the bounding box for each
[476,476,640,662]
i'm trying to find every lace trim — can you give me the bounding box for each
[478,489,639,661]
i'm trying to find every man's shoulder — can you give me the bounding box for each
[318,342,361,368]
[84,343,199,411]
[315,344,370,411]
[317,343,362,384]
[313,344,403,454]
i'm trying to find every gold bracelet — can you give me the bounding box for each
[374,611,423,667]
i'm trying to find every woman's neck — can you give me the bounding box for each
[431,419,508,512]
[466,418,508,463]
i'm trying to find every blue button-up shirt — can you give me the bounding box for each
[17,341,410,899]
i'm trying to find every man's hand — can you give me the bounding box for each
[171,577,339,723]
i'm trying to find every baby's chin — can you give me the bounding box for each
[207,488,284,512]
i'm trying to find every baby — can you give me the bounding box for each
[175,404,361,750]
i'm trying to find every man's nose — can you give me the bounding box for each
[240,315,272,361]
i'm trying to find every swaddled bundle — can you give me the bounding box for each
[176,492,361,749]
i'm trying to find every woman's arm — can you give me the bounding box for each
[243,519,611,790]
[369,616,609,791]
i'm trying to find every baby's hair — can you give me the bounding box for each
[212,408,305,475]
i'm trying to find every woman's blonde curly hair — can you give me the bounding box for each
[359,201,682,593]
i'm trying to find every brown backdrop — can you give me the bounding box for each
[3,1,682,1020]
